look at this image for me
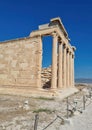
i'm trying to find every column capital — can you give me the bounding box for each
[51,32,58,37]
[58,36,61,40]
[72,46,76,51]
[59,39,63,45]
[72,54,75,58]
[63,44,67,49]
[67,48,69,53]
[69,51,72,55]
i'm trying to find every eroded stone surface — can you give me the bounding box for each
[0,17,76,96]
[0,37,42,88]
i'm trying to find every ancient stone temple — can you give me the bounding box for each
[0,17,77,97]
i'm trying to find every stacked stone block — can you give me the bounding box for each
[41,66,51,88]
[0,37,42,88]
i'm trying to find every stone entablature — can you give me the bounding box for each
[0,17,76,92]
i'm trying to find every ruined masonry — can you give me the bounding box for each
[0,17,77,97]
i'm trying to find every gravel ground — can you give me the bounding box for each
[0,84,92,130]
[60,102,92,130]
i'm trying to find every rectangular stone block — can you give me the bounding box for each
[16,78,36,86]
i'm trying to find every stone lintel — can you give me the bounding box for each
[30,24,74,54]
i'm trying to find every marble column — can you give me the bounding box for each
[71,53,73,87]
[72,54,75,87]
[51,32,58,89]
[69,52,72,87]
[63,44,67,88]
[58,39,63,89]
[66,48,69,87]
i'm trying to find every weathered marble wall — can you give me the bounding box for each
[0,36,42,88]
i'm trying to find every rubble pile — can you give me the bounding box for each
[41,66,52,88]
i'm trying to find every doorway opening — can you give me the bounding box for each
[41,36,52,89]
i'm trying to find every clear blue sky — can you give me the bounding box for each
[0,0,92,78]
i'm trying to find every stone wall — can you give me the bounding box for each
[0,36,42,88]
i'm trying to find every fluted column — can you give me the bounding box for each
[51,32,58,89]
[63,44,67,88]
[69,52,72,87]
[71,53,73,87]
[72,54,75,87]
[58,39,63,89]
[66,48,69,87]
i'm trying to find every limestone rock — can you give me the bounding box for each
[41,66,51,88]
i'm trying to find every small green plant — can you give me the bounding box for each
[33,108,55,114]
[35,97,55,101]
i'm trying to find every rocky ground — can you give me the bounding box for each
[0,84,92,130]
